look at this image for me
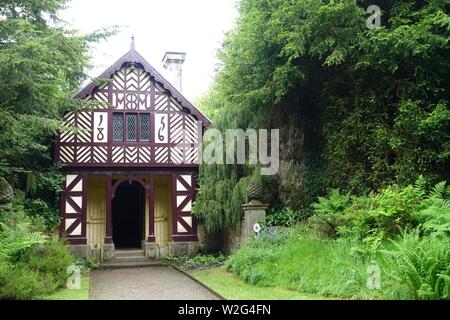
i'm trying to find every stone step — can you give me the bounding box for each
[101,260,168,269]
[113,256,149,262]
[115,249,145,258]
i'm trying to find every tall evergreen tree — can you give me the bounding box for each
[194,0,450,232]
[0,0,112,204]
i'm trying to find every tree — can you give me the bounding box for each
[0,0,112,211]
[194,0,450,232]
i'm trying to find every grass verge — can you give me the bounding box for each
[39,274,90,300]
[191,267,331,300]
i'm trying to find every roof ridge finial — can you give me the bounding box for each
[131,35,135,51]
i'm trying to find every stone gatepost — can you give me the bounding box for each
[241,200,268,244]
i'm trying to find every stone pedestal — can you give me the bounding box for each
[169,241,199,257]
[70,245,90,259]
[145,242,159,259]
[102,243,115,261]
[91,247,102,261]
[241,200,268,244]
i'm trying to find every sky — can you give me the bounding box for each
[61,0,238,101]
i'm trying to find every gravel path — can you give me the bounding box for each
[89,266,220,300]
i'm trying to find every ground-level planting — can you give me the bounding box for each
[223,180,450,300]
[192,267,330,300]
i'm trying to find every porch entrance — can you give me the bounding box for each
[112,181,145,248]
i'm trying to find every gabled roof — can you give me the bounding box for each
[74,42,211,126]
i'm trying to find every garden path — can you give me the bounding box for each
[89,266,220,300]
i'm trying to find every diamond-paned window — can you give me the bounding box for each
[113,113,124,141]
[126,113,137,141]
[140,114,150,141]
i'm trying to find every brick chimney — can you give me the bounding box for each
[162,52,186,92]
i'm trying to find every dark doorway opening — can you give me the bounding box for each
[112,181,145,249]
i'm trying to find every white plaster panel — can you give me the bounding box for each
[65,218,76,231]
[93,112,108,143]
[155,113,169,143]
[177,195,187,208]
[176,180,187,192]
[177,222,187,233]
[181,175,192,187]
[66,175,76,188]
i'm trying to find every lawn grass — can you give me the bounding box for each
[225,231,374,299]
[40,275,90,300]
[191,267,332,300]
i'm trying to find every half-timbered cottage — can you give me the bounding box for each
[55,39,211,260]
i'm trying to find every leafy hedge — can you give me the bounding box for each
[0,240,73,300]
[227,179,450,299]
[194,0,450,234]
[0,206,74,300]
[309,177,449,240]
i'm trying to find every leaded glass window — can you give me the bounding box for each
[126,113,137,141]
[113,113,124,141]
[140,114,150,141]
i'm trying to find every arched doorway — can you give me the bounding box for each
[112,181,145,248]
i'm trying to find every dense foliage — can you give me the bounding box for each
[194,0,450,233]
[0,207,73,299]
[167,253,227,271]
[309,177,450,240]
[227,179,450,299]
[0,0,111,299]
[0,0,112,218]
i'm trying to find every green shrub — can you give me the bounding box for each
[75,256,101,272]
[366,185,421,236]
[25,199,61,231]
[308,189,352,237]
[380,230,450,300]
[0,261,46,300]
[168,253,226,271]
[226,223,450,299]
[0,222,47,261]
[0,202,48,233]
[18,239,73,289]
[0,239,74,299]
[226,179,450,300]
[312,189,351,215]
[266,207,305,227]
[309,179,449,240]
[226,227,368,297]
[228,228,299,285]
[412,181,450,237]
[226,244,277,285]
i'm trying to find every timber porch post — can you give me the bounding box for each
[104,174,113,244]
[103,174,115,261]
[147,174,156,242]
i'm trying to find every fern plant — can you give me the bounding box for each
[0,222,48,262]
[413,181,450,237]
[312,189,350,215]
[380,230,450,300]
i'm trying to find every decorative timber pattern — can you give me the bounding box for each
[172,174,197,241]
[61,174,86,244]
[56,62,205,167]
[56,46,209,245]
